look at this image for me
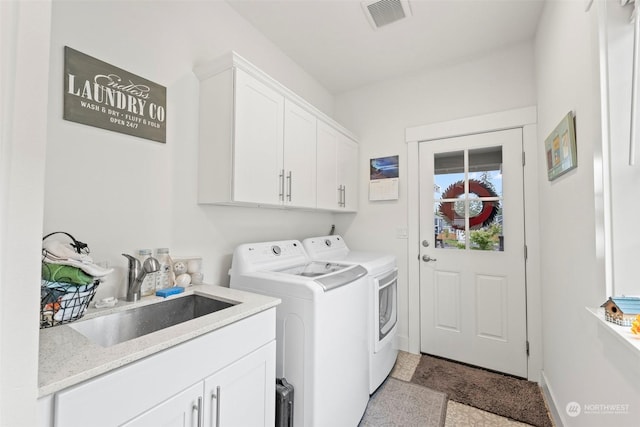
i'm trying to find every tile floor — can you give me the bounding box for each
[390,351,535,427]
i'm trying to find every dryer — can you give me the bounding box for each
[302,235,398,394]
[229,240,370,427]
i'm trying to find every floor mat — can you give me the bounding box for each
[411,355,552,427]
[359,377,448,427]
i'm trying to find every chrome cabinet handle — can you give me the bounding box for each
[342,185,346,208]
[337,185,345,207]
[192,396,202,427]
[279,170,285,201]
[286,171,292,202]
[211,386,221,427]
[422,255,437,262]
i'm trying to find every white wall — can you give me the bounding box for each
[1,1,52,425]
[535,1,640,425]
[333,43,536,351]
[45,0,341,301]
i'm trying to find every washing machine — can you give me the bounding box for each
[229,240,370,427]
[302,235,398,394]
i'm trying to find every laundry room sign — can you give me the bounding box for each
[63,46,167,143]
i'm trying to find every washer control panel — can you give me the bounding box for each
[234,240,308,273]
[302,235,349,258]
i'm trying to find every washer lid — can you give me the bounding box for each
[277,262,367,291]
[315,265,367,291]
[302,236,396,275]
[278,261,347,277]
[340,251,396,276]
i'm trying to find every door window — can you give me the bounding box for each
[434,146,504,251]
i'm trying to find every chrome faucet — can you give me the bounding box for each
[122,253,160,302]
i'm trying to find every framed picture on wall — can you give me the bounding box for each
[545,112,577,181]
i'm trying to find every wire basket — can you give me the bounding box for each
[40,280,99,328]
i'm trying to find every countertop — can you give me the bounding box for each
[38,284,280,397]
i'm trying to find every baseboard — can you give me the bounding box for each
[395,334,409,353]
[540,371,565,427]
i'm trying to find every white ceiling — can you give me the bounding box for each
[227,0,546,95]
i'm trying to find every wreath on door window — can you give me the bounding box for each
[438,179,499,230]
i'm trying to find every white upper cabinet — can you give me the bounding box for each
[234,68,285,206]
[317,120,359,212]
[194,51,356,212]
[283,99,317,208]
[337,134,359,212]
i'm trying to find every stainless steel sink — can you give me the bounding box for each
[69,294,237,347]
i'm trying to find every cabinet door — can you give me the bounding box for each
[203,342,276,427]
[283,100,317,208]
[38,396,53,427]
[316,120,339,210]
[233,69,284,206]
[121,382,203,427]
[337,135,359,212]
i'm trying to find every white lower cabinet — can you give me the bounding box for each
[52,309,276,427]
[37,395,53,427]
[122,382,203,427]
[203,342,275,427]
[123,342,275,427]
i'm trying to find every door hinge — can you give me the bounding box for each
[524,245,528,261]
[522,151,526,166]
[526,341,530,357]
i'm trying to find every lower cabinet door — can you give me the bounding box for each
[121,382,203,427]
[203,342,276,427]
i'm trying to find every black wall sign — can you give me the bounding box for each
[63,46,167,143]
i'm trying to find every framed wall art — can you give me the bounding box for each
[63,46,167,143]
[545,112,577,181]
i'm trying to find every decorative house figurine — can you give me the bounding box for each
[601,296,640,327]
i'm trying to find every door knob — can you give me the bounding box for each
[422,255,436,262]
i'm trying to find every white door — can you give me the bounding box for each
[419,128,527,377]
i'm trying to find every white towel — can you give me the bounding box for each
[43,240,114,277]
[43,239,91,261]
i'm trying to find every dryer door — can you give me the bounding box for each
[375,268,397,352]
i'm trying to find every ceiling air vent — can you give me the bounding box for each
[362,0,412,29]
